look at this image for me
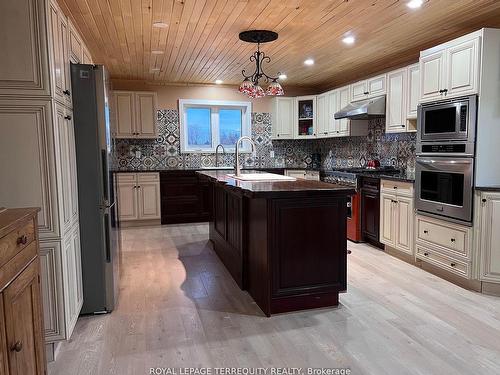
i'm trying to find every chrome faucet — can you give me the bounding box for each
[215,144,225,167]
[235,136,256,177]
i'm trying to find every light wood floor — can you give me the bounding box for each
[48,223,500,375]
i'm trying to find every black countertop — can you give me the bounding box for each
[197,170,355,198]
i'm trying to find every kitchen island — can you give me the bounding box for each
[197,170,355,316]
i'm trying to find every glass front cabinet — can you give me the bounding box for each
[295,96,317,138]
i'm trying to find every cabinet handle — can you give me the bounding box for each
[482,198,487,203]
[10,341,22,352]
[450,238,456,242]
[17,234,28,245]
[63,89,71,96]
[423,230,429,234]
[443,89,448,93]
[393,186,397,189]
[423,252,429,256]
[363,91,369,95]
[401,125,405,128]
[450,262,456,267]
[439,89,444,94]
[64,115,72,120]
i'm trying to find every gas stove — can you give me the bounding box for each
[322,167,400,190]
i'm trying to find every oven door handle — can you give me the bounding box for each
[418,159,471,165]
[417,159,472,172]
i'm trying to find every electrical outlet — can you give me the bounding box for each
[270,150,275,158]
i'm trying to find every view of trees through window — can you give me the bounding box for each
[185,107,243,149]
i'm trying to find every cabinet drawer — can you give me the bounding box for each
[416,215,470,259]
[0,219,35,268]
[116,173,136,183]
[416,245,470,278]
[381,180,413,196]
[137,172,159,183]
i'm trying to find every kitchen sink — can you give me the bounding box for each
[226,173,296,181]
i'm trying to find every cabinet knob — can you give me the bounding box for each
[11,341,22,352]
[401,125,405,128]
[450,238,455,242]
[63,89,71,96]
[450,262,456,267]
[423,252,429,256]
[17,234,28,245]
[64,115,72,120]
[439,89,444,94]
[482,198,487,203]
[363,91,369,95]
[423,230,429,234]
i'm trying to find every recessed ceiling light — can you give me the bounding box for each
[304,59,314,66]
[215,79,223,84]
[342,36,355,45]
[278,74,287,80]
[152,22,168,28]
[151,50,164,55]
[407,0,423,9]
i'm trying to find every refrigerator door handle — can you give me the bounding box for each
[101,149,109,201]
[104,213,111,263]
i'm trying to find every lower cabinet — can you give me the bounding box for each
[0,209,46,375]
[116,172,161,222]
[415,214,473,278]
[477,191,500,282]
[379,180,414,255]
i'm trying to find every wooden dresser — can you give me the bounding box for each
[0,208,46,375]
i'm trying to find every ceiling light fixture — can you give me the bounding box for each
[407,0,423,9]
[215,79,223,84]
[151,50,164,55]
[238,30,284,98]
[278,74,287,80]
[152,22,168,28]
[342,35,355,45]
[304,58,314,66]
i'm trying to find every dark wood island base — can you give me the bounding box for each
[198,171,354,317]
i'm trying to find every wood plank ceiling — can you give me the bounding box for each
[59,0,500,90]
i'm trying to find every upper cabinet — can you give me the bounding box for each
[113,91,158,139]
[0,0,51,97]
[295,96,316,138]
[68,19,84,63]
[386,68,407,133]
[420,34,480,103]
[406,63,420,119]
[271,97,295,139]
[351,74,386,102]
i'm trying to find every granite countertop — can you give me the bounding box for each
[358,171,415,183]
[112,167,320,173]
[197,170,355,198]
[475,186,500,192]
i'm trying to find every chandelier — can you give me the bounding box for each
[238,30,284,98]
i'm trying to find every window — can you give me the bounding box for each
[179,99,251,153]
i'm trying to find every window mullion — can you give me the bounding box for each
[212,107,220,152]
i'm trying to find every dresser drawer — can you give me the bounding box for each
[0,218,35,268]
[416,215,471,259]
[381,180,414,196]
[416,245,471,278]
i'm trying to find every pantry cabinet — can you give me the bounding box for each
[379,180,414,256]
[420,35,480,102]
[351,74,386,102]
[271,97,295,139]
[117,173,161,222]
[478,192,500,283]
[113,91,158,139]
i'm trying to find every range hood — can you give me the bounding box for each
[334,95,386,120]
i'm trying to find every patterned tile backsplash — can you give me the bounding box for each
[112,109,416,172]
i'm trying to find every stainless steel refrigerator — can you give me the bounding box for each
[70,64,121,314]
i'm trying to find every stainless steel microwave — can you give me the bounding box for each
[417,95,477,156]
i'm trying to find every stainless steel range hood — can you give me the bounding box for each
[334,95,386,120]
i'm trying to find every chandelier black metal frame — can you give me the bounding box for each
[238,30,284,98]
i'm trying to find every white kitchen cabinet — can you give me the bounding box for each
[406,63,420,119]
[386,68,407,133]
[478,192,500,283]
[336,86,351,136]
[351,74,386,102]
[271,97,295,139]
[316,93,329,137]
[295,96,316,138]
[117,173,160,222]
[419,34,480,103]
[380,180,414,256]
[113,91,158,139]
[68,19,83,63]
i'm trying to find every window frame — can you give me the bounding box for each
[179,99,252,153]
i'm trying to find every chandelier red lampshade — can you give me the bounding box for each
[238,30,284,98]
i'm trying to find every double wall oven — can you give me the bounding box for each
[415,95,477,223]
